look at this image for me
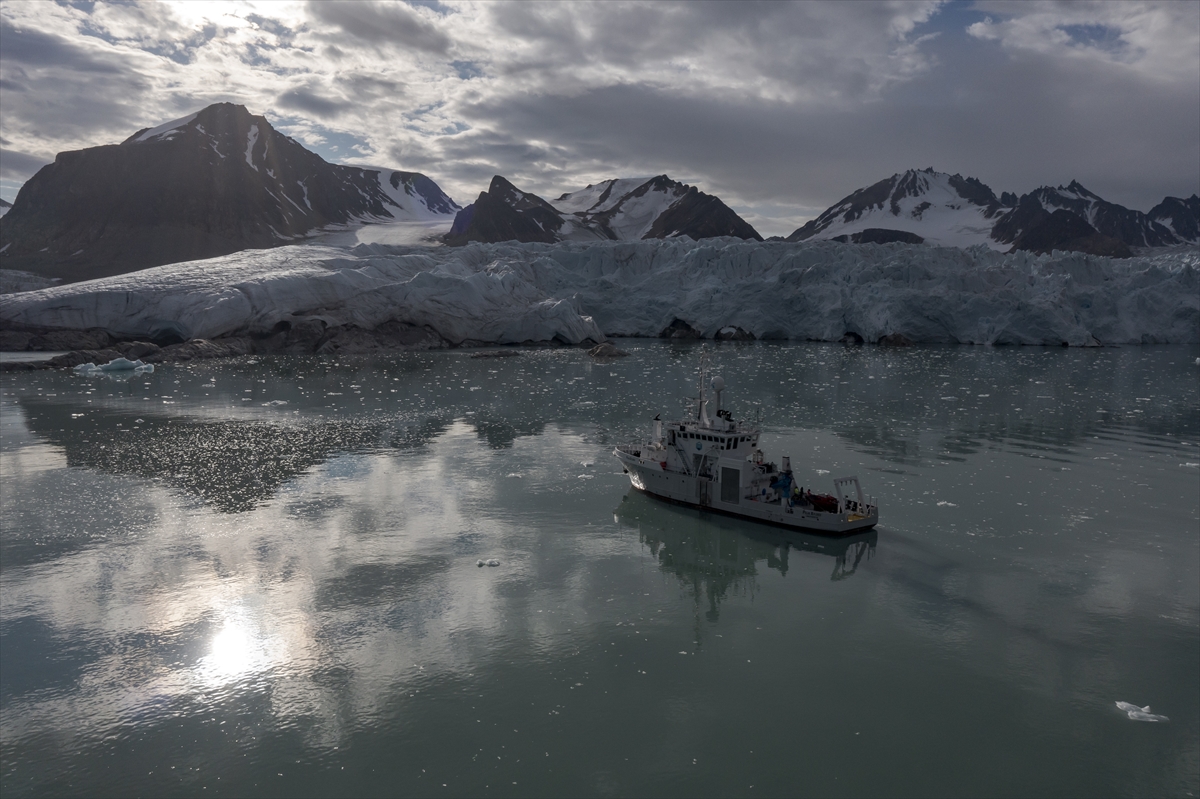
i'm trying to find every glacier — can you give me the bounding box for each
[1,238,1196,347]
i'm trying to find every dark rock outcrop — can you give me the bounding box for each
[877,333,914,346]
[831,228,924,245]
[713,326,755,341]
[659,319,703,339]
[0,103,457,283]
[1008,209,1133,257]
[588,342,629,357]
[28,328,114,351]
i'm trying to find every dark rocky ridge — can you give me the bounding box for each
[445,174,761,246]
[1008,209,1133,258]
[1148,195,1200,244]
[0,103,457,284]
[991,181,1177,248]
[444,176,563,245]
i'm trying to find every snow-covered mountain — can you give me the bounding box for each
[444,174,761,245]
[787,169,1198,255]
[786,169,1011,249]
[1148,195,1200,244]
[0,103,458,283]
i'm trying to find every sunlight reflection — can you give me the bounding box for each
[197,611,270,685]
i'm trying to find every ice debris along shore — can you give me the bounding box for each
[1,238,1196,347]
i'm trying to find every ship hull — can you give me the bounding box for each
[615,450,877,536]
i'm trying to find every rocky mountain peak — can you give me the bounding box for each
[445,174,760,246]
[0,103,457,283]
[786,168,1008,246]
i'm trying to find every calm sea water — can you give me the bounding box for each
[2,342,1198,798]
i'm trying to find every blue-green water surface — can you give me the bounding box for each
[2,342,1198,797]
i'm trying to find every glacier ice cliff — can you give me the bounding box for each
[1,238,1196,347]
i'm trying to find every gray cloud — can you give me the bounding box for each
[0,18,123,73]
[0,149,52,181]
[306,0,451,54]
[278,87,353,118]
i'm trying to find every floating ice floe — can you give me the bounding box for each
[477,558,501,567]
[74,358,154,375]
[1116,701,1169,722]
[487,559,500,567]
[261,399,288,406]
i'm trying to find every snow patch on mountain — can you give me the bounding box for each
[552,178,653,215]
[244,124,260,171]
[131,112,200,143]
[3,239,1194,348]
[790,170,1009,250]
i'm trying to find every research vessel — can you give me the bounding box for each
[613,360,878,535]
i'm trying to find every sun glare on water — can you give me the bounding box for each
[198,612,271,685]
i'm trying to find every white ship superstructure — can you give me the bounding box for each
[613,360,878,535]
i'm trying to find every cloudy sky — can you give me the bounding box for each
[1,0,1197,236]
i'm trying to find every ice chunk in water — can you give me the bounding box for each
[1108,695,1147,710]
[74,358,154,375]
[486,559,500,567]
[1116,701,1169,722]
[476,560,485,568]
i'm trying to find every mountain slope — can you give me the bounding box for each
[991,181,1176,248]
[789,169,1192,255]
[786,169,1010,249]
[444,174,760,245]
[1147,195,1200,244]
[1007,209,1132,257]
[0,103,458,283]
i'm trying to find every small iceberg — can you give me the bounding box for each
[486,559,500,567]
[1116,701,1169,722]
[74,357,154,375]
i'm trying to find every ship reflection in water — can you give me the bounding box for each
[615,489,877,620]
